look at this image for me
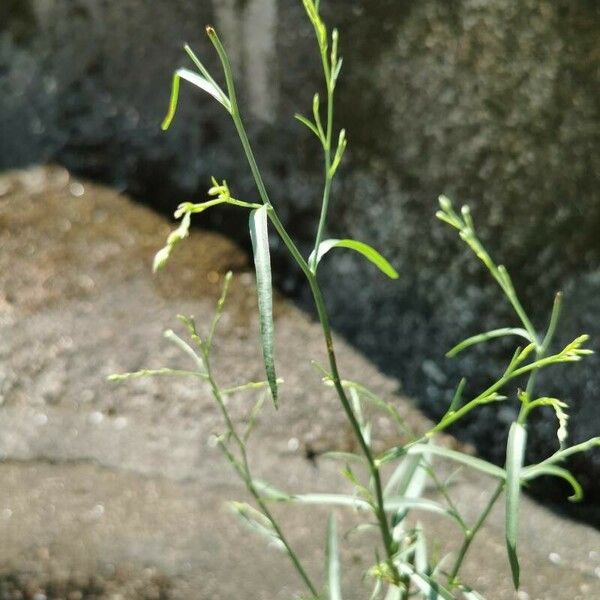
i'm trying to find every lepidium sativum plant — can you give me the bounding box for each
[111,2,600,598]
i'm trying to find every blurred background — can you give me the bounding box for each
[1,0,600,598]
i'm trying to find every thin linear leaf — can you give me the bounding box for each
[295,113,322,141]
[163,329,204,371]
[383,586,401,600]
[384,497,462,526]
[228,501,284,550]
[505,422,527,589]
[162,68,231,130]
[446,377,466,415]
[321,451,366,465]
[523,436,600,471]
[108,368,207,382]
[290,493,369,509]
[446,328,533,358]
[520,465,583,502]
[309,239,399,279]
[384,453,422,498]
[414,523,429,576]
[396,563,454,600]
[253,480,292,502]
[407,444,506,480]
[325,516,342,600]
[249,206,278,407]
[459,586,487,600]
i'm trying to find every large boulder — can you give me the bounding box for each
[1,166,600,598]
[1,0,600,504]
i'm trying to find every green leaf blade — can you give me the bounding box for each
[325,515,343,600]
[310,239,399,279]
[407,444,507,480]
[249,206,278,407]
[520,465,583,502]
[505,422,527,589]
[446,327,533,358]
[162,68,231,131]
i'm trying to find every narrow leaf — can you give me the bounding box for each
[290,493,369,509]
[446,328,532,358]
[505,422,527,589]
[294,113,322,141]
[310,239,399,279]
[459,586,487,600]
[520,465,583,502]
[407,444,506,480]
[253,480,291,502]
[446,377,466,415]
[229,502,284,550]
[524,436,600,470]
[396,563,454,600]
[414,523,429,576]
[383,497,462,526]
[383,586,401,600]
[163,328,204,371]
[326,516,342,600]
[249,206,278,407]
[384,453,422,498]
[108,368,207,382]
[162,68,231,130]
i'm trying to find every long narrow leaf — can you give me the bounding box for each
[446,328,532,358]
[309,239,399,279]
[407,444,506,480]
[229,502,284,550]
[527,436,600,470]
[295,113,322,141]
[384,497,462,526]
[383,586,402,600]
[249,206,278,407]
[325,516,342,600]
[505,422,527,589]
[520,465,583,502]
[459,586,487,600]
[162,68,231,131]
[108,368,207,382]
[414,523,429,576]
[396,563,454,600]
[289,493,370,509]
[384,454,422,498]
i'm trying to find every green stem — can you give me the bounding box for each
[312,85,334,272]
[448,481,504,586]
[518,292,563,424]
[203,350,320,599]
[307,273,399,578]
[431,343,573,435]
[209,23,398,585]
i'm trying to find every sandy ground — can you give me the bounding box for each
[0,166,599,599]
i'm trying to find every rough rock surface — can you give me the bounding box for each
[1,166,600,598]
[1,1,600,500]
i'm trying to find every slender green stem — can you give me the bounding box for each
[202,349,319,598]
[430,353,564,435]
[518,292,563,424]
[307,274,399,578]
[208,21,399,585]
[312,85,334,272]
[448,481,504,586]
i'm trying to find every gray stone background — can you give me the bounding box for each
[2,0,600,513]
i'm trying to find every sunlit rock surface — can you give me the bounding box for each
[1,1,600,502]
[1,166,600,598]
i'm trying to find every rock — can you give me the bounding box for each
[1,1,600,502]
[1,166,600,597]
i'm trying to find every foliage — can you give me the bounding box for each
[111,2,599,598]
